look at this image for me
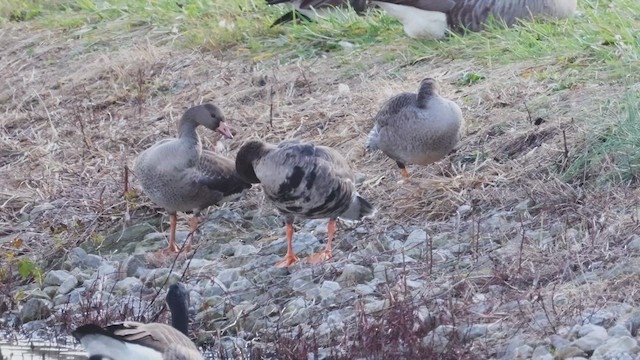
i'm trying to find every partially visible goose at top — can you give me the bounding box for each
[236,139,375,267]
[73,283,203,360]
[367,78,464,178]
[266,0,368,26]
[368,0,577,39]
[134,104,251,255]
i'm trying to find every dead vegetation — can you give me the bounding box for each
[1,2,640,357]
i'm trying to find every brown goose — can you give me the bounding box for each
[72,283,203,360]
[369,0,577,39]
[134,104,251,254]
[236,139,375,267]
[367,78,464,177]
[266,0,368,26]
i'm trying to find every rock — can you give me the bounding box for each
[552,345,586,359]
[402,229,427,258]
[626,235,640,252]
[337,264,372,286]
[591,336,640,360]
[83,254,104,268]
[216,268,241,288]
[608,324,632,337]
[457,204,472,216]
[228,278,256,302]
[283,297,310,326]
[122,255,146,277]
[66,247,88,267]
[19,298,52,323]
[44,270,75,286]
[373,262,396,282]
[625,311,640,336]
[363,299,389,314]
[422,325,455,353]
[234,244,258,256]
[113,277,143,295]
[261,233,320,257]
[550,334,571,350]
[57,276,78,296]
[572,324,608,352]
[531,345,553,360]
[459,324,488,341]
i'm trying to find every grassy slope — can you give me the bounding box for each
[1,0,640,355]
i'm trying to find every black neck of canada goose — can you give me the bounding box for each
[416,78,439,109]
[235,140,272,184]
[167,283,190,336]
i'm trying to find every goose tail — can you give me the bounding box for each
[340,193,375,221]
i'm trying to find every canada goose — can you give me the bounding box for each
[367,78,464,177]
[266,0,368,26]
[134,104,251,254]
[72,283,203,360]
[236,139,375,267]
[369,0,577,39]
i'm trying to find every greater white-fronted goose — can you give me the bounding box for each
[72,283,203,360]
[367,78,464,177]
[369,0,577,39]
[134,104,251,254]
[266,0,368,26]
[236,139,375,267]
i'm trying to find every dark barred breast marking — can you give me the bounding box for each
[277,166,305,196]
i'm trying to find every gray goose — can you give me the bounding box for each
[266,0,368,26]
[72,283,203,360]
[134,104,251,254]
[236,139,375,267]
[367,78,464,177]
[368,0,577,39]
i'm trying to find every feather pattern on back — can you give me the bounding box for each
[236,139,374,221]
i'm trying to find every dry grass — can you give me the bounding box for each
[1,0,640,356]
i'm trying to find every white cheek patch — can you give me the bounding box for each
[373,2,448,39]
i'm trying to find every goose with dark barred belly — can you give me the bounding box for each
[236,139,375,267]
[265,0,368,26]
[134,104,251,255]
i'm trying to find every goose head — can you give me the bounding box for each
[166,283,190,336]
[235,140,270,184]
[183,103,233,139]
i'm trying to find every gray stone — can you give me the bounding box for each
[498,335,527,359]
[625,311,640,336]
[403,229,427,258]
[57,276,78,295]
[44,270,75,286]
[373,262,396,282]
[572,324,607,352]
[552,345,586,359]
[228,278,256,302]
[591,336,640,360]
[337,264,372,286]
[123,255,146,277]
[459,324,488,341]
[234,244,258,256]
[83,254,103,268]
[531,345,553,360]
[66,247,88,267]
[19,298,52,323]
[363,299,389,314]
[260,233,320,257]
[216,268,241,287]
[608,324,632,337]
[113,277,143,295]
[449,243,471,255]
[354,284,376,296]
[626,235,640,252]
[422,325,455,353]
[283,297,310,326]
[42,286,58,299]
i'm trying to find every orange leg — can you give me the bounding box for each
[400,168,410,178]
[158,214,180,254]
[275,222,300,267]
[307,219,335,264]
[182,215,197,253]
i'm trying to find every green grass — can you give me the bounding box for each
[563,92,640,186]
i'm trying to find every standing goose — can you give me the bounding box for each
[236,139,375,267]
[367,78,464,177]
[134,104,251,254]
[266,0,368,26]
[72,283,203,360]
[368,0,577,39]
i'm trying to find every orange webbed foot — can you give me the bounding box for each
[275,254,300,268]
[306,250,332,264]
